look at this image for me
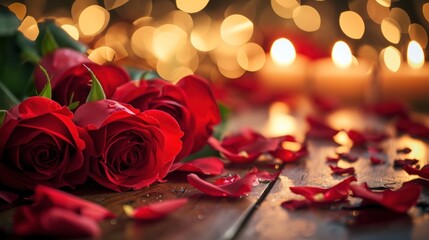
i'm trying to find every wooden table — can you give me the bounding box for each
[1,104,429,240]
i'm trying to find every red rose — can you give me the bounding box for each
[0,97,91,191]
[34,48,91,92]
[74,99,183,192]
[112,75,220,161]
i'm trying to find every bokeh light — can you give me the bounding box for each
[332,41,352,69]
[407,40,424,69]
[220,14,254,46]
[381,17,401,44]
[270,38,296,66]
[293,5,321,32]
[8,2,26,20]
[339,11,365,39]
[176,0,209,14]
[78,5,110,36]
[237,42,266,72]
[18,16,39,40]
[382,46,402,72]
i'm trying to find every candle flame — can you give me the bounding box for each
[332,41,353,68]
[407,40,424,69]
[270,38,296,66]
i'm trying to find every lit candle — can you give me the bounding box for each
[311,41,373,104]
[379,41,429,105]
[257,38,309,94]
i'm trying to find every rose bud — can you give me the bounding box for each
[74,99,183,192]
[112,75,220,161]
[0,97,91,191]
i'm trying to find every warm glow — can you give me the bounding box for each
[18,16,39,41]
[293,5,321,32]
[424,3,429,24]
[339,11,365,39]
[61,24,79,40]
[220,14,253,46]
[264,102,297,137]
[190,13,219,52]
[104,0,129,10]
[390,8,410,33]
[237,43,266,72]
[409,23,428,49]
[357,45,378,63]
[381,18,401,44]
[131,26,155,59]
[153,24,187,61]
[271,0,300,19]
[407,41,425,69]
[333,131,352,146]
[367,0,390,24]
[382,46,402,72]
[331,41,353,69]
[270,38,296,66]
[88,46,116,64]
[8,2,26,20]
[398,136,427,165]
[375,0,391,7]
[176,0,209,13]
[78,5,110,36]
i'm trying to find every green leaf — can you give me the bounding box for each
[84,64,106,102]
[0,6,20,37]
[0,110,6,126]
[40,28,59,56]
[68,101,80,111]
[142,71,160,80]
[0,81,20,109]
[38,65,51,99]
[36,20,87,54]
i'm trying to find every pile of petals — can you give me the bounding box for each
[13,185,115,238]
[208,129,306,164]
[282,178,421,213]
[187,167,278,197]
[123,198,188,221]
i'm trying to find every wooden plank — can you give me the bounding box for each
[236,109,429,240]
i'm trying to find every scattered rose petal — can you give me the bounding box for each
[394,159,419,168]
[248,167,279,183]
[270,137,307,163]
[169,157,224,176]
[350,182,421,213]
[338,153,359,163]
[370,156,384,165]
[306,116,339,140]
[346,129,389,146]
[396,118,429,139]
[311,95,341,112]
[187,171,257,197]
[214,175,241,186]
[397,147,412,154]
[329,165,355,175]
[367,146,384,155]
[0,190,19,203]
[365,101,408,118]
[281,176,357,210]
[403,164,429,179]
[123,198,188,221]
[326,155,340,163]
[13,185,114,237]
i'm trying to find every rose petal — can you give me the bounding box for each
[329,165,355,175]
[396,118,429,139]
[270,138,307,163]
[396,147,412,154]
[280,199,310,210]
[403,164,429,179]
[338,152,359,163]
[370,156,384,165]
[0,190,19,203]
[187,172,256,197]
[124,198,188,221]
[213,175,241,186]
[306,116,339,140]
[290,176,357,203]
[346,129,389,146]
[350,182,421,213]
[311,95,341,112]
[34,185,115,221]
[169,157,224,176]
[393,159,419,168]
[365,101,408,118]
[326,155,340,163]
[248,167,279,182]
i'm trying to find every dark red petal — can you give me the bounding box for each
[403,164,429,179]
[311,95,341,112]
[393,159,419,168]
[280,199,310,210]
[365,101,408,118]
[396,118,429,139]
[248,167,279,182]
[271,141,307,163]
[338,152,359,163]
[0,190,19,203]
[128,198,188,221]
[187,173,256,197]
[34,185,115,220]
[213,175,241,186]
[350,182,421,213]
[329,165,355,175]
[370,156,384,165]
[396,147,412,154]
[347,129,389,146]
[169,157,224,176]
[306,116,339,140]
[326,155,340,163]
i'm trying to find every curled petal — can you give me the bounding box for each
[350,182,421,213]
[396,147,412,154]
[346,129,388,146]
[396,118,429,139]
[394,159,419,168]
[271,139,307,163]
[403,164,429,179]
[169,157,224,176]
[187,172,256,197]
[329,165,355,175]
[306,116,339,140]
[124,198,188,221]
[214,175,241,186]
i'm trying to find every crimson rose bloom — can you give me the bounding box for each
[0,97,91,191]
[74,99,183,192]
[34,48,91,92]
[112,75,220,161]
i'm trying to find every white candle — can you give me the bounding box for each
[311,41,373,104]
[379,41,429,105]
[257,38,309,94]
